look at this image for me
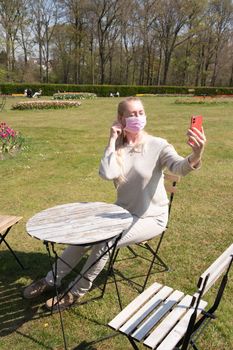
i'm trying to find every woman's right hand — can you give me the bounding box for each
[110,121,123,141]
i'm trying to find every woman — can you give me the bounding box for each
[23,97,206,310]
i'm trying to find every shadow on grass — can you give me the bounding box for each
[72,333,118,350]
[0,247,166,349]
[14,330,54,350]
[0,250,112,338]
[0,251,53,338]
[73,341,98,350]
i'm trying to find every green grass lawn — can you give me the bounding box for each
[0,96,232,349]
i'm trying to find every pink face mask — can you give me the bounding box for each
[124,115,147,133]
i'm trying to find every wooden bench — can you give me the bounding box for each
[0,215,24,269]
[108,244,233,350]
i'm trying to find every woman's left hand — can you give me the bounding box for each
[187,127,206,167]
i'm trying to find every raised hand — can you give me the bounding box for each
[110,121,123,141]
[187,127,206,167]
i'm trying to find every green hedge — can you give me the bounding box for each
[0,83,233,97]
[193,87,233,96]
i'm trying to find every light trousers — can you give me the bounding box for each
[45,212,168,296]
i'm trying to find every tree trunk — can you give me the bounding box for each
[181,40,191,85]
[162,48,172,85]
[211,42,220,87]
[156,47,163,86]
[229,57,233,86]
[99,44,105,84]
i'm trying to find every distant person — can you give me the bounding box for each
[26,88,33,98]
[33,89,42,98]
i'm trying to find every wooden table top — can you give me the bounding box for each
[0,215,23,233]
[26,202,133,245]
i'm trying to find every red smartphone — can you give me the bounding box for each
[189,115,203,144]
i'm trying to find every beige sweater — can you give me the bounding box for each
[99,135,196,218]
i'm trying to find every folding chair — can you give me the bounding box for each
[111,172,180,295]
[0,215,24,269]
[108,244,233,350]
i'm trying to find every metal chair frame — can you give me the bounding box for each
[178,251,233,350]
[0,215,24,269]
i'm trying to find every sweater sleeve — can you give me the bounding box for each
[99,147,122,180]
[159,143,200,176]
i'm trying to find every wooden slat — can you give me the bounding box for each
[164,173,180,183]
[143,295,193,349]
[201,257,232,295]
[132,290,184,341]
[108,282,162,330]
[119,286,173,335]
[201,244,233,280]
[0,215,22,233]
[155,299,208,350]
[200,244,233,294]
[164,184,177,194]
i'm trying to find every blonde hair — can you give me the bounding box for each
[115,97,147,187]
[117,96,143,119]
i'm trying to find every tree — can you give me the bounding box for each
[154,0,205,84]
[118,0,138,84]
[29,0,59,82]
[16,0,34,78]
[61,0,89,84]
[0,0,24,73]
[91,0,121,84]
[210,0,233,86]
[136,0,158,85]
[50,23,73,83]
[0,0,232,86]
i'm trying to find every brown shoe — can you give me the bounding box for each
[23,278,54,299]
[46,291,79,312]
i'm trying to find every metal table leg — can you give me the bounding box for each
[44,241,68,350]
[42,232,123,349]
[0,228,24,269]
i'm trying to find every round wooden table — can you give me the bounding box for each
[26,202,133,350]
[26,202,133,245]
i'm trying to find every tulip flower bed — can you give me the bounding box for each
[0,121,24,159]
[53,92,97,100]
[11,100,81,110]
